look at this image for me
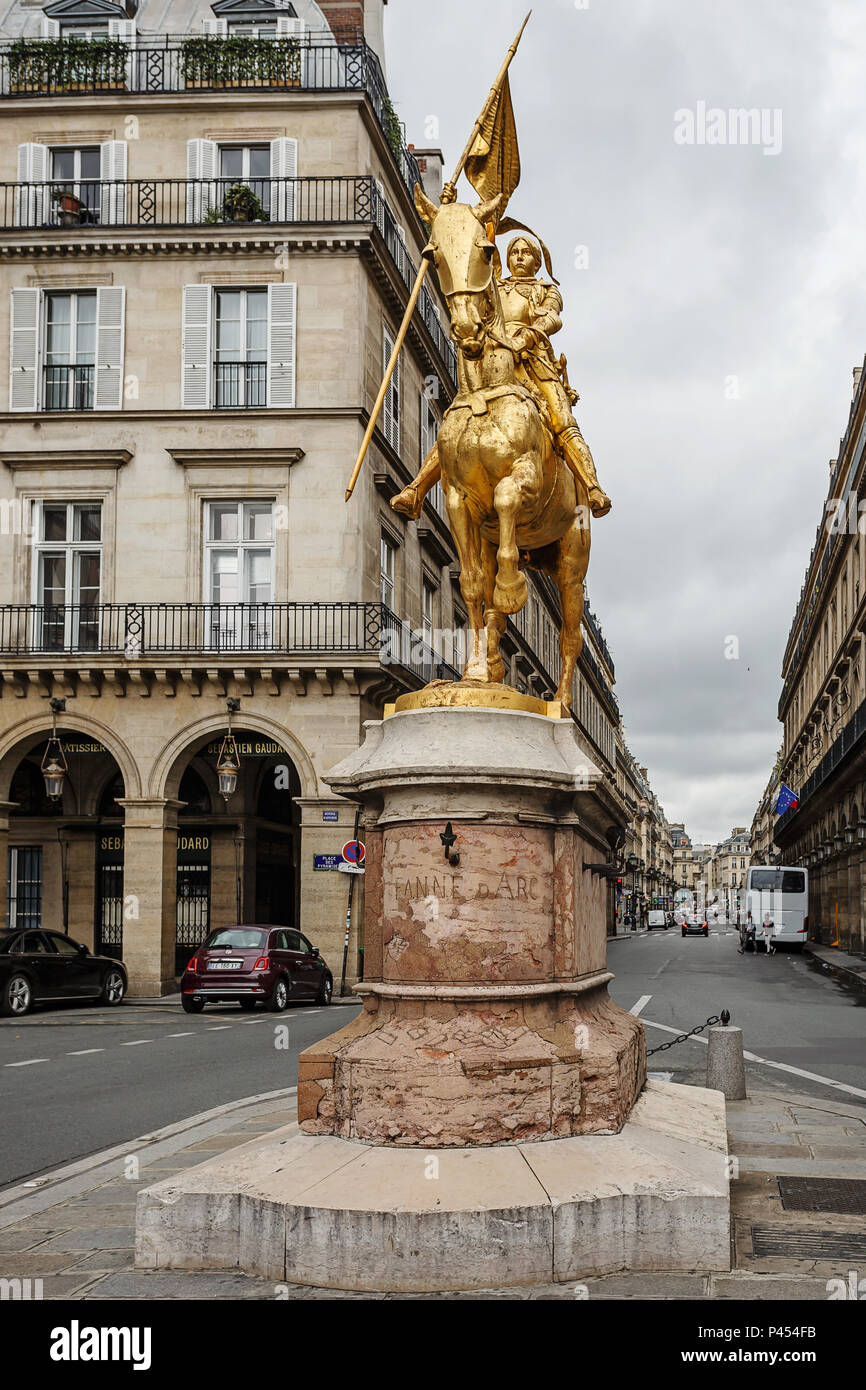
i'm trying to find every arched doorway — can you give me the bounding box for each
[4,730,125,951]
[167,730,302,975]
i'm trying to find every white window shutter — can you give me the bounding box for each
[94,286,125,410]
[373,177,386,236]
[10,288,41,412]
[186,138,218,223]
[15,143,48,227]
[267,283,296,408]
[276,17,305,37]
[182,285,212,409]
[382,325,400,452]
[107,19,137,88]
[269,137,297,222]
[203,18,228,34]
[99,140,127,226]
[40,15,60,37]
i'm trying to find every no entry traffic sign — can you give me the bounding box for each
[342,839,366,865]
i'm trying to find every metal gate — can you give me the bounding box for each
[7,846,42,930]
[176,830,211,975]
[96,833,124,959]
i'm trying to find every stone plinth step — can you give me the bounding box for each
[135,1080,731,1293]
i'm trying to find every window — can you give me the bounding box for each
[44,291,96,410]
[182,283,295,410]
[420,392,444,518]
[382,323,401,452]
[50,146,101,222]
[6,848,42,931]
[214,289,268,407]
[422,579,436,644]
[49,933,82,956]
[204,502,275,643]
[219,144,271,216]
[380,533,396,609]
[35,502,102,651]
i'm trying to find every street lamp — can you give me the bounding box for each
[216,698,241,802]
[40,698,68,802]
[844,825,855,847]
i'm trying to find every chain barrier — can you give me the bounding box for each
[646,1014,721,1057]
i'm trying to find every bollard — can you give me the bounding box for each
[706,1024,746,1099]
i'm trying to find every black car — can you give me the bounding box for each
[0,929,127,1017]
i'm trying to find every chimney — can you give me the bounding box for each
[408,146,444,203]
[316,1,365,45]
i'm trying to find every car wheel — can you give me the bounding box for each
[316,973,333,1006]
[1,973,32,1017]
[182,995,205,1014]
[101,969,126,1006]
[238,998,257,1011]
[267,977,289,1013]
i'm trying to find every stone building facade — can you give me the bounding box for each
[706,827,750,917]
[614,732,673,929]
[773,361,866,955]
[0,0,626,993]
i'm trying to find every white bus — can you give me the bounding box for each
[744,866,809,950]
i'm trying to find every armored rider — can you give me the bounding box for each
[391,232,611,520]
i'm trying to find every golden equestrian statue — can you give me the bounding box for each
[344,14,610,712]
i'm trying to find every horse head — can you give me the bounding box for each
[414,184,504,358]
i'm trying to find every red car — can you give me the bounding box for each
[181,925,333,1013]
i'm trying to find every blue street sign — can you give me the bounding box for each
[322,810,339,822]
[313,854,343,871]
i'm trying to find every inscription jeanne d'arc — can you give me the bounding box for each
[391,871,541,904]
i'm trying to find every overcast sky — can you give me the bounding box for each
[383,0,866,844]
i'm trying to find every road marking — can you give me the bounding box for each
[66,1049,104,1056]
[630,995,652,1016]
[120,1039,153,1047]
[206,1026,232,1031]
[4,1058,49,1067]
[641,1019,866,1100]
[167,1032,194,1038]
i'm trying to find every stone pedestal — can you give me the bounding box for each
[298,705,645,1144]
[135,702,730,1287]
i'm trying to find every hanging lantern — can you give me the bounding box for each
[41,698,68,802]
[216,698,241,802]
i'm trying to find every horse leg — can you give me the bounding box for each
[550,512,591,710]
[447,491,488,681]
[481,536,507,683]
[492,453,537,613]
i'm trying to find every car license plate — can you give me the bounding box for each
[208,959,243,970]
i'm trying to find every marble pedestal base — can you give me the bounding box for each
[135,1080,731,1292]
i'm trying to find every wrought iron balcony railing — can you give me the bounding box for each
[0,602,461,686]
[43,363,94,412]
[0,36,422,199]
[214,361,267,409]
[775,692,866,836]
[1,174,375,231]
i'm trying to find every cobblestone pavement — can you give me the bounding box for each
[1,1084,863,1300]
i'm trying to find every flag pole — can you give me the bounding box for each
[344,11,532,504]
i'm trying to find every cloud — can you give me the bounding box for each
[385,0,866,842]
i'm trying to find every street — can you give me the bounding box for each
[0,998,362,1188]
[608,926,866,1102]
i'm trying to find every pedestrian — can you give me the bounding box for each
[761,915,776,955]
[738,910,754,954]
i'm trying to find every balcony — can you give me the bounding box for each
[776,692,866,839]
[0,35,422,199]
[0,602,460,690]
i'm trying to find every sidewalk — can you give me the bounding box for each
[0,1083,863,1299]
[805,941,866,995]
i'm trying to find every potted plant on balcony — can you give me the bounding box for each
[222,183,266,224]
[8,36,128,93]
[50,186,82,226]
[180,34,301,90]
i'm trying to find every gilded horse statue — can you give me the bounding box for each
[411,184,593,711]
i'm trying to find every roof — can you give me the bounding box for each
[0,0,331,40]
